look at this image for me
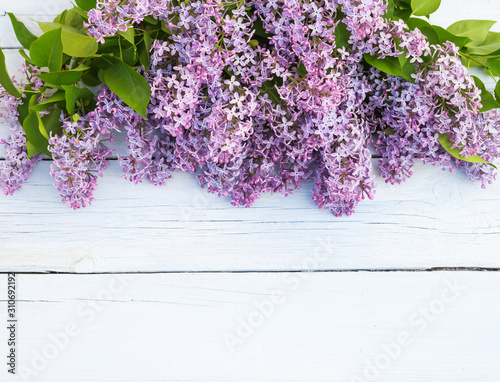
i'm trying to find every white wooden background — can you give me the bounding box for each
[0,0,500,381]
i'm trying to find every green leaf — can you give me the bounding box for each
[62,85,95,115]
[335,21,351,50]
[17,94,37,126]
[98,40,138,67]
[397,1,412,7]
[399,54,416,83]
[26,140,41,159]
[28,92,38,107]
[41,107,63,138]
[495,81,500,104]
[461,55,489,68]
[159,20,170,35]
[73,64,91,72]
[23,112,51,157]
[75,0,96,12]
[411,0,441,16]
[447,20,496,46]
[81,68,102,87]
[53,10,67,24]
[486,58,500,77]
[249,16,270,48]
[91,55,116,71]
[406,18,440,45]
[37,68,88,85]
[364,54,404,78]
[37,112,49,140]
[118,28,136,45]
[71,7,90,19]
[104,61,151,119]
[385,0,395,20]
[29,91,66,112]
[393,7,412,21]
[297,60,308,77]
[438,133,496,168]
[18,49,35,65]
[138,33,153,71]
[7,13,37,50]
[260,80,281,105]
[0,49,22,98]
[406,17,430,30]
[144,15,159,25]
[433,25,471,48]
[38,22,98,57]
[98,68,106,84]
[64,8,85,30]
[390,0,412,20]
[468,32,500,56]
[472,75,500,112]
[253,17,268,38]
[29,27,63,73]
[365,53,416,82]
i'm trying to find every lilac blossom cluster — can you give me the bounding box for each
[1,0,500,215]
[339,0,428,61]
[371,42,500,188]
[87,0,175,43]
[91,0,382,215]
[0,92,42,195]
[48,89,115,209]
[0,66,44,196]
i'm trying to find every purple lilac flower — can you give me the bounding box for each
[48,89,114,209]
[371,41,500,187]
[82,0,500,215]
[0,92,42,195]
[87,0,175,43]
[0,73,43,196]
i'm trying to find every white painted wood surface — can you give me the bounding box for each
[1,1,500,381]
[1,272,500,381]
[1,160,500,273]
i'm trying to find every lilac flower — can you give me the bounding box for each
[48,89,115,209]
[0,86,42,195]
[2,0,498,216]
[88,0,495,215]
[87,0,175,42]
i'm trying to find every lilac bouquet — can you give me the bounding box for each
[1,0,500,216]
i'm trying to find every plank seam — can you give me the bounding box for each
[2,267,500,275]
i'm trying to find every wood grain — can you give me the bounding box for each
[0,272,499,381]
[0,160,499,273]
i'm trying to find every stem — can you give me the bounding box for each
[460,52,500,82]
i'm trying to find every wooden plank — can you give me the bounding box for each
[0,160,499,272]
[0,0,499,273]
[0,271,499,381]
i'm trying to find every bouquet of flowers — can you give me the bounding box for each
[1,0,500,216]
